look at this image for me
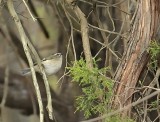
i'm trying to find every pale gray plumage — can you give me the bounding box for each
[21,53,62,76]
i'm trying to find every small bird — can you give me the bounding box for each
[22,53,62,76]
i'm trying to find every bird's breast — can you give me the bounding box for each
[42,60,62,75]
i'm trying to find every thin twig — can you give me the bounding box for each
[65,0,93,68]
[62,4,77,61]
[88,23,124,36]
[7,1,44,122]
[22,0,37,21]
[81,90,160,122]
[22,1,54,119]
[73,28,121,60]
[27,40,54,120]
[0,66,9,107]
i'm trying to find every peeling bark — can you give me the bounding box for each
[113,0,160,117]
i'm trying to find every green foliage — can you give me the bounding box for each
[68,58,113,118]
[148,41,160,58]
[148,100,160,111]
[150,100,159,108]
[148,41,160,69]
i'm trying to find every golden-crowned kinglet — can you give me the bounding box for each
[22,53,62,76]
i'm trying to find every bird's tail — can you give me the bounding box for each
[21,68,31,76]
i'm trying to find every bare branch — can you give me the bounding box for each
[22,0,37,21]
[7,1,44,122]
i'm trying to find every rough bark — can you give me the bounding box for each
[113,0,160,117]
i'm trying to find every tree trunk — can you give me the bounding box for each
[113,0,160,117]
